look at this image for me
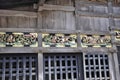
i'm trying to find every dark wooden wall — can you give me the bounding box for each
[0,0,120,31]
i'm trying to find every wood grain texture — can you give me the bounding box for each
[41,10,75,30]
[0,0,120,31]
[76,16,109,31]
[45,0,74,6]
[0,16,37,28]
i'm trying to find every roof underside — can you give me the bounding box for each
[0,0,39,9]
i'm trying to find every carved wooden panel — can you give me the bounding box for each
[42,33,77,47]
[0,32,38,47]
[80,34,111,47]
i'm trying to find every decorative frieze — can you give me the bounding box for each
[42,33,77,47]
[0,32,113,48]
[80,34,111,47]
[0,32,38,47]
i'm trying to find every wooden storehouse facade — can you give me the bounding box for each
[0,0,120,80]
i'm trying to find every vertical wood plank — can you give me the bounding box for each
[38,53,43,80]
[37,12,42,29]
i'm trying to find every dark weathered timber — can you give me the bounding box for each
[0,0,120,80]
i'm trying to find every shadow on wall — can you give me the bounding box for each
[0,0,39,9]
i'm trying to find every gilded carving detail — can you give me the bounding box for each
[42,33,77,47]
[115,30,120,41]
[80,34,111,47]
[0,32,38,47]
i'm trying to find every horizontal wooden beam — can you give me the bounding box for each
[76,11,109,17]
[80,30,110,35]
[75,0,108,6]
[0,47,39,53]
[0,28,78,33]
[38,4,75,11]
[0,47,111,53]
[0,10,37,18]
[0,28,110,35]
[0,28,38,32]
[113,13,120,18]
[110,26,120,30]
